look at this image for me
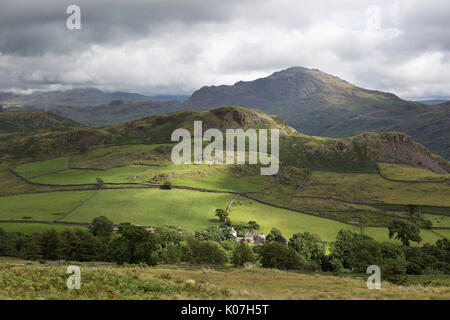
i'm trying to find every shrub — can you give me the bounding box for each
[155,227,183,247]
[288,232,325,264]
[195,227,234,242]
[421,219,432,229]
[302,262,321,272]
[332,230,377,268]
[265,228,283,243]
[110,223,160,266]
[232,242,255,267]
[348,242,383,273]
[220,240,237,251]
[382,258,408,284]
[161,181,172,190]
[431,261,450,274]
[330,258,344,273]
[162,243,182,264]
[186,238,228,265]
[89,216,114,238]
[259,242,305,270]
[406,261,423,275]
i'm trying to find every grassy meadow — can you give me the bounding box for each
[0,223,86,234]
[63,189,234,230]
[378,162,449,182]
[0,191,95,221]
[0,144,449,247]
[229,197,447,244]
[135,163,272,192]
[15,157,70,178]
[0,261,449,300]
[298,171,450,206]
[29,165,151,185]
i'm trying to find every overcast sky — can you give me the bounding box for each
[1,0,449,100]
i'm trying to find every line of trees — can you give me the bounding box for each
[0,217,449,284]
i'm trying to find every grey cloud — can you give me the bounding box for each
[0,0,257,56]
[0,0,449,99]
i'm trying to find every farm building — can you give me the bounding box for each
[244,232,266,244]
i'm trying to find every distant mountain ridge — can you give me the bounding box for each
[183,67,450,159]
[1,67,448,159]
[416,99,449,105]
[47,100,183,126]
[0,88,188,108]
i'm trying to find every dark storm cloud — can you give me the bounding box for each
[0,0,255,56]
[0,0,449,99]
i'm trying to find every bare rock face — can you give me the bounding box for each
[333,140,353,153]
[354,132,448,174]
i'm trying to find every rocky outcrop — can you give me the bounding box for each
[353,132,448,174]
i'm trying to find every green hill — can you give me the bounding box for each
[0,109,81,135]
[0,106,449,245]
[1,106,446,173]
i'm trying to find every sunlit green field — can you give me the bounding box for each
[229,197,445,244]
[62,189,234,230]
[70,144,171,168]
[1,144,449,245]
[423,213,450,228]
[299,171,450,206]
[15,157,70,178]
[0,223,86,234]
[0,191,95,220]
[135,163,271,192]
[30,165,151,185]
[378,162,449,182]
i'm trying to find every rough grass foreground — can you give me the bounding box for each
[0,264,449,300]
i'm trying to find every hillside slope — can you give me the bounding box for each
[0,110,81,134]
[0,106,447,175]
[183,67,450,159]
[0,106,449,242]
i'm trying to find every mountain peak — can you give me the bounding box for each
[183,66,400,111]
[182,67,449,159]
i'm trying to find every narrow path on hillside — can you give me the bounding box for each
[226,195,240,214]
[54,189,102,222]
